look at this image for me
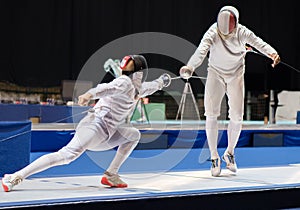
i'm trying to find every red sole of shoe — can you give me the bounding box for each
[101,177,127,188]
[2,182,9,192]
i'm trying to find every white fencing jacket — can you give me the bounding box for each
[187,22,277,75]
[85,74,164,140]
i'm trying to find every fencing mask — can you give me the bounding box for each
[120,55,148,99]
[217,6,239,36]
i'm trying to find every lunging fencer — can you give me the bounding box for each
[2,55,171,191]
[179,5,281,176]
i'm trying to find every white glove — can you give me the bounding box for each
[269,53,281,68]
[78,92,92,106]
[159,73,171,87]
[179,66,194,79]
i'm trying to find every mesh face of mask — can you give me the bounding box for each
[120,55,149,98]
[120,55,147,71]
[217,10,236,36]
[120,55,148,81]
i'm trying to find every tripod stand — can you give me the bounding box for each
[175,79,201,121]
[130,98,149,123]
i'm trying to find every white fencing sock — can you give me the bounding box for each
[15,152,68,179]
[106,140,138,174]
[226,120,242,155]
[206,116,219,159]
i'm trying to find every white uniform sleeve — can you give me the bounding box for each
[139,78,164,98]
[187,24,216,70]
[87,76,129,99]
[240,24,277,56]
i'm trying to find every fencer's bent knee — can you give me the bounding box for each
[131,130,140,142]
[126,127,141,143]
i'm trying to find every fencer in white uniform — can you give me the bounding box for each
[180,5,281,176]
[2,55,171,191]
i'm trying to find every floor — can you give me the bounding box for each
[2,164,300,209]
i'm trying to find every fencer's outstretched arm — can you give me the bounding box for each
[78,76,130,106]
[139,73,171,98]
[186,25,214,70]
[178,25,214,78]
[78,73,171,106]
[241,25,280,68]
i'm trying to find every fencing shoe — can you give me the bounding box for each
[101,171,128,188]
[2,174,23,192]
[211,158,221,177]
[222,152,237,173]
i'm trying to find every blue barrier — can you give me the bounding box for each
[0,121,31,177]
[30,128,300,153]
[0,104,89,123]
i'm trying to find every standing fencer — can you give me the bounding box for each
[2,55,171,191]
[179,5,280,176]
